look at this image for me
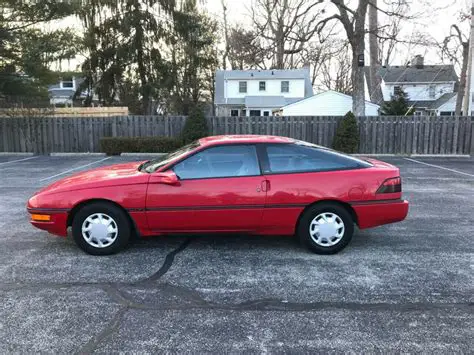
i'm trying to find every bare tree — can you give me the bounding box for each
[317,43,352,95]
[440,20,469,116]
[250,0,325,69]
[227,26,269,70]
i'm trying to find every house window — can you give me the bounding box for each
[263,111,270,116]
[281,81,289,93]
[440,111,454,116]
[249,110,261,116]
[239,81,247,93]
[394,86,402,96]
[240,109,246,116]
[259,81,266,91]
[230,109,239,117]
[429,85,436,98]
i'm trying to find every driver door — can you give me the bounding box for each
[145,144,267,233]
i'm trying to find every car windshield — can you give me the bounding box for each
[139,141,200,173]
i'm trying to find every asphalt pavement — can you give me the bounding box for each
[0,155,473,353]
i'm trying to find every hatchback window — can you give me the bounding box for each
[265,144,369,173]
[173,145,260,180]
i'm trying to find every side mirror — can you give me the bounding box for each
[151,171,180,185]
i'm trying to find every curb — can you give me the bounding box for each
[0,152,35,156]
[352,154,471,158]
[120,153,167,157]
[352,154,401,157]
[50,152,107,157]
[410,154,471,158]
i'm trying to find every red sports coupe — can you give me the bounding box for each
[27,135,409,255]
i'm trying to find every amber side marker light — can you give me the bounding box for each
[31,214,51,222]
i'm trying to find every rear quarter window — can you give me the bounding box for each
[265,143,371,174]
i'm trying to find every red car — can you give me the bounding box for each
[27,135,409,255]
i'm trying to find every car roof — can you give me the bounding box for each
[198,135,295,146]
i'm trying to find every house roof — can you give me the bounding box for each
[408,92,457,110]
[245,96,287,108]
[214,68,313,105]
[365,65,458,89]
[278,90,381,110]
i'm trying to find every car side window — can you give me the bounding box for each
[172,145,260,180]
[265,144,362,173]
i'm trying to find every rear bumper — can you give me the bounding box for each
[351,199,409,229]
[27,209,68,237]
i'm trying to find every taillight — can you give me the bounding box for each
[377,177,402,194]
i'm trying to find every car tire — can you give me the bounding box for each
[298,203,354,255]
[72,202,131,255]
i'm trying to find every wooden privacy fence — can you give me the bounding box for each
[0,115,472,155]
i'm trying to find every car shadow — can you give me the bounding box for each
[131,233,302,253]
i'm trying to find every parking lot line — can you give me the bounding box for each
[0,156,38,166]
[404,157,474,178]
[40,157,112,181]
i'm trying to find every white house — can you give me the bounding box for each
[47,76,101,107]
[275,90,380,116]
[214,69,314,116]
[48,76,83,106]
[365,55,459,116]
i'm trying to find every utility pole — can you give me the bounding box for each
[462,2,474,116]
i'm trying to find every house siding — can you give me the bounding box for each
[226,79,305,98]
[280,91,379,116]
[382,82,455,102]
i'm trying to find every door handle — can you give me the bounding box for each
[261,180,270,192]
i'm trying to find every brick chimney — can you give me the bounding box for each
[412,55,424,69]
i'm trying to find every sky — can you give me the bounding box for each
[50,0,472,71]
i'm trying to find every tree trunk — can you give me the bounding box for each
[276,27,285,69]
[456,41,469,116]
[351,44,366,116]
[221,0,229,70]
[368,0,383,105]
[350,0,369,116]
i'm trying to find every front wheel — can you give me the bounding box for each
[72,202,131,255]
[298,203,354,254]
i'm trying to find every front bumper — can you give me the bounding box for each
[351,199,409,229]
[27,208,69,237]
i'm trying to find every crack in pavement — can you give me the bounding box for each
[1,237,194,292]
[2,236,473,351]
[133,237,194,285]
[75,306,128,355]
[1,238,193,354]
[82,284,474,313]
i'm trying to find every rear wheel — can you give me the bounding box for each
[72,202,131,255]
[298,203,354,254]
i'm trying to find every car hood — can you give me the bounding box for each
[36,161,149,195]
